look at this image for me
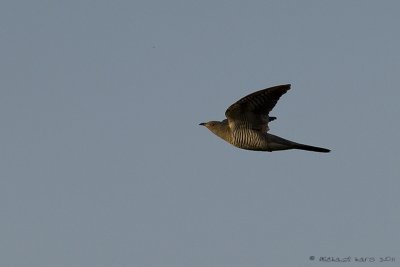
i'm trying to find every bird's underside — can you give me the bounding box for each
[200,84,330,153]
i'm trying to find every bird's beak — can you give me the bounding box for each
[199,122,206,126]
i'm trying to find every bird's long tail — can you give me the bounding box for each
[267,134,330,153]
[293,143,330,153]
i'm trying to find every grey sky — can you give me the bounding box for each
[1,1,399,266]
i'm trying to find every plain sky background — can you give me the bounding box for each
[1,1,399,266]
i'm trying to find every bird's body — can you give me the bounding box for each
[200,84,330,153]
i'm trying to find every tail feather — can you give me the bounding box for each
[266,133,330,153]
[294,143,330,153]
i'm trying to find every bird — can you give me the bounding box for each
[199,84,330,153]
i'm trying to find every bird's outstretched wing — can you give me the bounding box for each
[225,84,291,133]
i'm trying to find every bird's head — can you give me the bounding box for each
[199,121,220,128]
[199,120,230,141]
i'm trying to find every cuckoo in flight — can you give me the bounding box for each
[199,84,330,153]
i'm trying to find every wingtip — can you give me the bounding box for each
[277,84,291,90]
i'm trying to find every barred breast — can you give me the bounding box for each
[231,129,269,151]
